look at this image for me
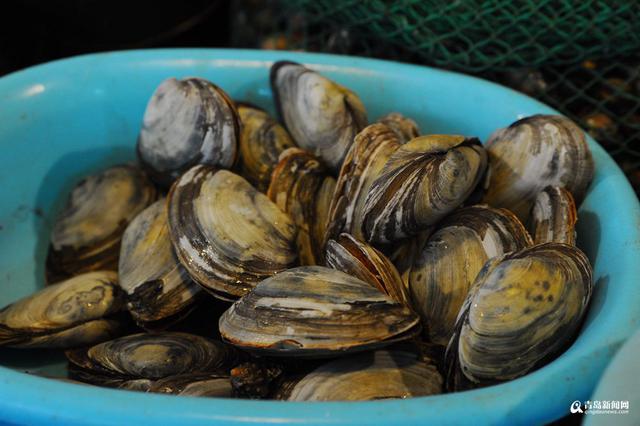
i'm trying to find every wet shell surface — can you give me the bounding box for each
[0,271,124,348]
[167,165,297,301]
[237,103,296,192]
[377,112,420,143]
[148,372,232,397]
[137,78,240,187]
[325,123,401,244]
[267,148,334,265]
[326,233,410,307]
[67,332,236,385]
[118,199,201,329]
[482,114,594,220]
[409,205,533,346]
[285,350,442,401]
[219,266,420,357]
[270,61,368,170]
[445,243,592,389]
[363,135,487,244]
[47,165,156,282]
[527,186,577,245]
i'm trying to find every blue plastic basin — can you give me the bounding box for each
[0,49,639,425]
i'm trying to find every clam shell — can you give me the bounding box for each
[137,78,240,188]
[363,135,487,244]
[119,199,201,329]
[376,112,420,143]
[326,233,410,307]
[482,114,594,220]
[168,165,298,301]
[267,148,333,265]
[0,271,124,348]
[527,186,577,245]
[219,266,420,357]
[410,205,533,346]
[67,332,236,385]
[285,350,442,401]
[149,372,232,397]
[325,123,401,245]
[237,103,296,192]
[47,165,156,282]
[270,61,368,170]
[445,243,592,389]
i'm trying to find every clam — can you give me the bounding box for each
[377,112,420,143]
[270,61,368,170]
[167,165,297,301]
[445,243,592,389]
[0,271,124,348]
[482,114,594,221]
[137,78,240,188]
[149,372,232,397]
[409,205,533,346]
[284,350,442,401]
[237,103,296,192]
[267,148,335,265]
[362,135,487,244]
[219,266,420,357]
[527,186,577,245]
[230,361,285,399]
[326,233,410,306]
[118,199,201,329]
[325,123,401,244]
[67,332,236,386]
[46,165,156,282]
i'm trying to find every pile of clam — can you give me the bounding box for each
[0,61,595,400]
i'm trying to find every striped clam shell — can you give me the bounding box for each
[267,148,335,265]
[270,61,368,170]
[219,266,420,358]
[284,350,442,401]
[118,199,201,329]
[148,372,232,397]
[46,165,156,282]
[527,186,578,245]
[237,103,296,192]
[445,243,592,390]
[409,205,533,346]
[0,271,124,348]
[137,78,240,188]
[167,165,297,301]
[363,135,487,244]
[376,112,420,143]
[482,114,594,221]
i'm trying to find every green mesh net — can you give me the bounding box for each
[230,0,640,192]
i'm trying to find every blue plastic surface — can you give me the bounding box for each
[0,49,639,426]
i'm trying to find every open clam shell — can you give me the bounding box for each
[409,205,533,346]
[67,332,236,386]
[326,233,410,307]
[0,271,125,348]
[482,114,594,221]
[237,103,296,192]
[325,123,401,245]
[445,243,593,389]
[167,165,298,301]
[527,186,578,245]
[363,135,487,244]
[270,61,368,170]
[284,350,442,401]
[267,148,334,265]
[137,77,240,188]
[219,266,420,357]
[46,165,156,282]
[119,199,201,329]
[376,112,420,143]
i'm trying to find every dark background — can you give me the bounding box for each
[0,1,231,77]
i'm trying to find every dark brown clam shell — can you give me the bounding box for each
[148,372,232,397]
